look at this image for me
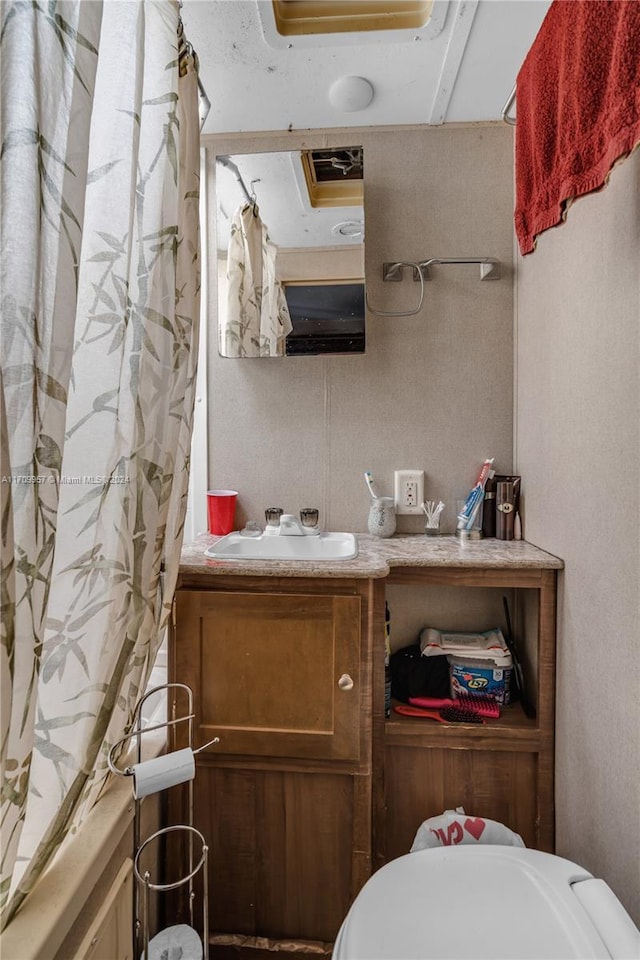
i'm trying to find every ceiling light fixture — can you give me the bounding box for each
[331,220,364,238]
[328,76,374,112]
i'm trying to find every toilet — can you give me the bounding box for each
[332,846,640,959]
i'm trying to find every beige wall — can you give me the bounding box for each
[276,244,364,283]
[515,150,640,922]
[204,124,515,534]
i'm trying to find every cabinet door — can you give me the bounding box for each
[174,590,362,761]
[192,765,368,942]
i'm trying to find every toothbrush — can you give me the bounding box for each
[364,471,379,499]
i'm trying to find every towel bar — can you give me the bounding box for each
[501,84,516,126]
[383,257,501,282]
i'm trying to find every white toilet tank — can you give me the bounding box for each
[332,846,640,960]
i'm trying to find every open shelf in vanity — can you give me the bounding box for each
[375,560,559,867]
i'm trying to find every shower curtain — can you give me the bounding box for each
[0,0,201,926]
[221,202,293,357]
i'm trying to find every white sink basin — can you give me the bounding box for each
[204,531,358,561]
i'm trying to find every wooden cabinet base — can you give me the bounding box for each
[193,764,368,942]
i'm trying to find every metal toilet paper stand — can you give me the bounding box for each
[108,682,219,960]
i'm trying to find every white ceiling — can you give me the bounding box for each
[182,0,551,134]
[215,149,366,250]
[184,0,552,252]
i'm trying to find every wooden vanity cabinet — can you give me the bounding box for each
[168,574,380,955]
[168,548,559,956]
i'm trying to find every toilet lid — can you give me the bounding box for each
[333,847,640,959]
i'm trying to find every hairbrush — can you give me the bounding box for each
[408,694,500,718]
[393,704,485,724]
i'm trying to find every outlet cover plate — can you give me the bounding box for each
[394,469,425,515]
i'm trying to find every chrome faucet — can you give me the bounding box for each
[276,513,320,536]
[263,509,320,536]
[278,514,307,536]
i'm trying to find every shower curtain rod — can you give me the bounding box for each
[177,13,211,129]
[217,156,254,206]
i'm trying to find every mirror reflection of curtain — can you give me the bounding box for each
[0,0,200,927]
[221,203,292,357]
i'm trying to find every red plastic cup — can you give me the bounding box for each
[207,489,238,535]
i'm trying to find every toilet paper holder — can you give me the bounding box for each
[107,690,219,784]
[108,735,220,782]
[107,682,216,960]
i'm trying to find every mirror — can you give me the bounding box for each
[216,147,365,358]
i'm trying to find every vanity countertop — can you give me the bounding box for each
[179,533,563,579]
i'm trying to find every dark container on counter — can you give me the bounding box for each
[496,480,516,540]
[482,473,497,538]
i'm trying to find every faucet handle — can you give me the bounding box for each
[300,508,319,528]
[265,507,283,527]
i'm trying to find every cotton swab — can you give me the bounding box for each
[422,500,445,528]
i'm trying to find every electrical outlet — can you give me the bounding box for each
[394,469,425,515]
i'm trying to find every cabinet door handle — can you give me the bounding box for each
[338,673,354,691]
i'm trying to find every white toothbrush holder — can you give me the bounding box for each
[367,497,396,538]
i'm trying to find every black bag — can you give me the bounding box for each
[389,644,450,703]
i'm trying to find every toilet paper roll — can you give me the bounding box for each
[132,748,195,799]
[142,924,202,960]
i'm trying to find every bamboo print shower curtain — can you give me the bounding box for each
[0,0,201,925]
[222,202,293,357]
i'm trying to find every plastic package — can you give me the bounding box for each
[410,807,525,852]
[419,627,509,659]
[449,654,512,705]
[419,626,512,705]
